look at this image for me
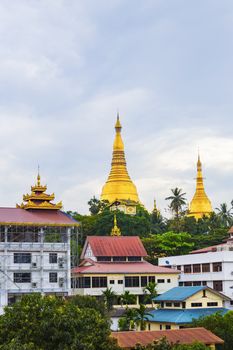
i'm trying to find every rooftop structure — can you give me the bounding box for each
[100,115,140,208]
[111,328,224,349]
[188,154,212,219]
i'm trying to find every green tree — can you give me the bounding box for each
[102,287,116,311]
[215,203,233,227]
[134,304,153,331]
[0,294,120,350]
[120,291,137,306]
[88,196,109,215]
[118,307,137,331]
[165,188,187,220]
[133,338,209,349]
[143,282,158,306]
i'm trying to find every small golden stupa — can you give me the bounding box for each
[17,171,62,210]
[111,213,121,236]
[188,154,212,219]
[101,115,140,208]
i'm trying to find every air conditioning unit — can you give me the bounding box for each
[31,282,37,288]
[59,277,64,287]
[58,257,65,268]
[31,262,37,268]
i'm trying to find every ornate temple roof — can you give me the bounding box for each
[100,114,140,203]
[17,173,63,210]
[188,154,212,219]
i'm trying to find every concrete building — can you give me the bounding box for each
[159,227,233,308]
[71,236,179,304]
[146,286,230,331]
[0,173,78,314]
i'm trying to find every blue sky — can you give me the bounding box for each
[0,0,232,214]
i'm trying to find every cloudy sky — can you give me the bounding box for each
[0,0,232,215]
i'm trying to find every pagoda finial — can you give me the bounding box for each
[37,165,41,186]
[115,112,122,132]
[111,213,121,236]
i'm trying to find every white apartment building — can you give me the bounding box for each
[159,228,233,309]
[0,175,78,314]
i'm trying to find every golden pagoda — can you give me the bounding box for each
[111,213,121,236]
[17,172,63,210]
[188,154,212,219]
[101,114,140,214]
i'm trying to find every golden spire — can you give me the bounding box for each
[101,114,140,203]
[188,153,212,219]
[111,213,121,236]
[17,171,63,210]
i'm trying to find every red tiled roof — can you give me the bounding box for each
[72,259,179,275]
[190,244,221,254]
[0,207,78,226]
[111,328,224,348]
[81,236,147,258]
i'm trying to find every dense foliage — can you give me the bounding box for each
[133,337,209,350]
[0,294,120,350]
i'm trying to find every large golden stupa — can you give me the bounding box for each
[100,115,140,207]
[188,154,212,219]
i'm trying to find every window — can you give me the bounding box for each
[177,265,181,270]
[179,282,184,286]
[213,280,223,292]
[125,276,139,287]
[193,264,201,273]
[165,325,171,330]
[109,280,115,284]
[202,281,207,286]
[166,302,172,307]
[202,263,210,273]
[160,325,162,330]
[157,279,165,283]
[92,277,107,288]
[49,272,58,283]
[202,290,206,297]
[97,257,111,262]
[207,302,218,307]
[118,280,123,284]
[141,276,148,287]
[78,277,91,288]
[49,253,57,264]
[113,257,126,262]
[149,276,156,283]
[14,253,31,264]
[184,281,192,286]
[182,302,186,309]
[148,323,151,331]
[14,273,31,283]
[191,303,202,307]
[167,279,171,283]
[193,281,201,286]
[213,262,222,272]
[128,256,141,262]
[174,302,180,307]
[184,265,192,273]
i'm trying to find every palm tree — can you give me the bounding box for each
[215,203,233,227]
[134,304,153,331]
[118,307,138,331]
[102,287,116,311]
[143,282,158,306]
[120,291,136,307]
[165,188,187,219]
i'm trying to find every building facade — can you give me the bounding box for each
[159,228,233,308]
[0,174,78,314]
[71,236,179,304]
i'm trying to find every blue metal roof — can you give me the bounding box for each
[154,286,205,302]
[147,308,228,324]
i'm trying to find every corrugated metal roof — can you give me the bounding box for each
[72,259,179,274]
[111,327,224,348]
[154,286,204,301]
[147,308,228,324]
[82,236,147,258]
[0,207,78,226]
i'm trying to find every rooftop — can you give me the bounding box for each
[147,308,228,324]
[72,259,179,275]
[111,327,224,348]
[0,207,78,227]
[81,236,147,258]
